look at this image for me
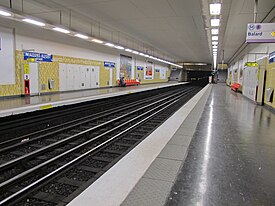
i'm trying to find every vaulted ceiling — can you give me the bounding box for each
[0,0,274,65]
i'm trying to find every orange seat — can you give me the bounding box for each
[230,83,240,92]
[117,79,140,86]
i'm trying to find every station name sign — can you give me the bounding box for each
[24,52,53,62]
[104,61,115,68]
[246,23,275,43]
[269,51,275,64]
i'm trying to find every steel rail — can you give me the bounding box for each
[0,88,192,172]
[0,87,186,151]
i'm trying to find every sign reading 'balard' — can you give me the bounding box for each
[246,23,275,43]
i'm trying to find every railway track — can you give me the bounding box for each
[0,87,183,150]
[0,83,205,206]
[0,84,182,141]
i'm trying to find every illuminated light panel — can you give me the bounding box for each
[211,19,220,27]
[211,29,219,35]
[114,45,125,50]
[213,55,217,69]
[75,34,89,39]
[209,3,221,15]
[213,48,218,52]
[53,27,70,34]
[22,18,45,27]
[132,51,139,54]
[212,41,218,45]
[125,49,133,52]
[92,39,103,44]
[0,10,12,17]
[212,36,218,41]
[213,45,218,49]
[105,43,115,47]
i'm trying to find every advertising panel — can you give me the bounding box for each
[120,55,132,79]
[145,61,154,79]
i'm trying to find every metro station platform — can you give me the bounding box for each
[68,83,275,206]
[0,81,182,117]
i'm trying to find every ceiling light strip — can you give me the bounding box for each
[0,10,12,16]
[209,3,221,15]
[22,18,45,26]
[75,33,89,39]
[53,27,70,34]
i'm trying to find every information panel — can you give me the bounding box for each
[0,27,15,85]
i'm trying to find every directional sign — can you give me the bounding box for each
[246,23,275,43]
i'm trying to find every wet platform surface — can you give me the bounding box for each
[166,84,275,205]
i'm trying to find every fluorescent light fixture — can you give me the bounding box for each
[92,39,103,44]
[105,43,115,47]
[22,18,45,27]
[144,54,150,58]
[210,3,221,15]
[114,45,125,50]
[213,48,218,52]
[213,45,218,49]
[212,41,218,45]
[75,33,89,39]
[125,49,133,52]
[132,51,139,54]
[183,63,207,66]
[0,10,12,17]
[213,55,217,69]
[139,53,145,56]
[212,36,218,41]
[211,29,219,35]
[53,27,70,34]
[211,19,220,27]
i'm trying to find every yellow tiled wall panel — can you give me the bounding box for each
[1,51,169,97]
[100,67,111,87]
[234,70,238,83]
[39,62,59,93]
[264,62,275,108]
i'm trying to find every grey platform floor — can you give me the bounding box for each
[121,83,212,206]
[122,83,275,206]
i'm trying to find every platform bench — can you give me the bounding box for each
[230,83,240,92]
[117,79,140,86]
